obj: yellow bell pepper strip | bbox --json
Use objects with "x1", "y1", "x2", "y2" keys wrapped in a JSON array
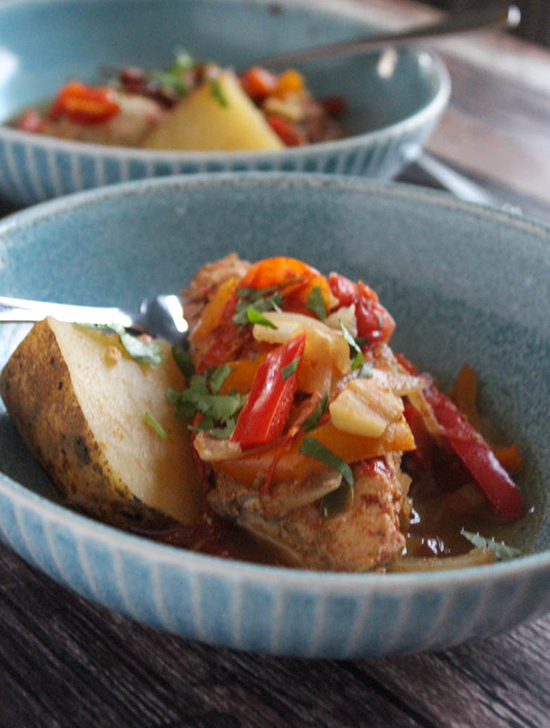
[
  {"x1": 231, "y1": 333, "x2": 306, "y2": 448},
  {"x1": 216, "y1": 415, "x2": 415, "y2": 487}
]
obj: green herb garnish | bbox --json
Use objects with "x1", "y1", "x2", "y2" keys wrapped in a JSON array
[
  {"x1": 461, "y1": 530, "x2": 522, "y2": 561},
  {"x1": 246, "y1": 306, "x2": 279, "y2": 329},
  {"x1": 172, "y1": 344, "x2": 194, "y2": 378},
  {"x1": 319, "y1": 480, "x2": 354, "y2": 519},
  {"x1": 150, "y1": 71, "x2": 189, "y2": 96},
  {"x1": 232, "y1": 282, "x2": 290, "y2": 327},
  {"x1": 168, "y1": 364, "x2": 246, "y2": 438},
  {"x1": 299, "y1": 437, "x2": 354, "y2": 488},
  {"x1": 210, "y1": 78, "x2": 229, "y2": 108},
  {"x1": 77, "y1": 323, "x2": 164, "y2": 366},
  {"x1": 209, "y1": 363, "x2": 233, "y2": 394},
  {"x1": 281, "y1": 357, "x2": 301, "y2": 381},
  {"x1": 357, "y1": 362, "x2": 373, "y2": 379},
  {"x1": 303, "y1": 393, "x2": 329, "y2": 432},
  {"x1": 144, "y1": 412, "x2": 168, "y2": 440},
  {"x1": 339, "y1": 321, "x2": 364, "y2": 370},
  {"x1": 306, "y1": 286, "x2": 326, "y2": 320},
  {"x1": 171, "y1": 49, "x2": 195, "y2": 72}
]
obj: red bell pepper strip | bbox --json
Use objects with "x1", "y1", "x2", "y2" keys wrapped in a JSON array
[
  {"x1": 398, "y1": 354, "x2": 525, "y2": 522},
  {"x1": 240, "y1": 66, "x2": 278, "y2": 101},
  {"x1": 267, "y1": 115, "x2": 305, "y2": 146},
  {"x1": 50, "y1": 82, "x2": 121, "y2": 125},
  {"x1": 423, "y1": 382, "x2": 525, "y2": 521},
  {"x1": 231, "y1": 333, "x2": 306, "y2": 449}
]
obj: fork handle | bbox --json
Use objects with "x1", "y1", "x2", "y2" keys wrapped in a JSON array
[{"x1": 0, "y1": 295, "x2": 136, "y2": 328}]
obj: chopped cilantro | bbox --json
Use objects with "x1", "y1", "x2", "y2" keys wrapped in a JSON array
[
  {"x1": 171, "y1": 49, "x2": 195, "y2": 71},
  {"x1": 232, "y1": 288, "x2": 285, "y2": 326},
  {"x1": 306, "y1": 286, "x2": 326, "y2": 320},
  {"x1": 77, "y1": 323, "x2": 164, "y2": 366},
  {"x1": 144, "y1": 412, "x2": 168, "y2": 440},
  {"x1": 208, "y1": 363, "x2": 233, "y2": 394},
  {"x1": 299, "y1": 437, "x2": 354, "y2": 488},
  {"x1": 357, "y1": 362, "x2": 373, "y2": 379},
  {"x1": 461, "y1": 530, "x2": 522, "y2": 561},
  {"x1": 303, "y1": 393, "x2": 329, "y2": 432},
  {"x1": 150, "y1": 71, "x2": 188, "y2": 96},
  {"x1": 168, "y1": 363, "x2": 246, "y2": 431},
  {"x1": 210, "y1": 78, "x2": 229, "y2": 107},
  {"x1": 281, "y1": 356, "x2": 301, "y2": 381},
  {"x1": 319, "y1": 480, "x2": 354, "y2": 519},
  {"x1": 339, "y1": 321, "x2": 364, "y2": 370},
  {"x1": 172, "y1": 344, "x2": 194, "y2": 378},
  {"x1": 246, "y1": 306, "x2": 279, "y2": 329}
]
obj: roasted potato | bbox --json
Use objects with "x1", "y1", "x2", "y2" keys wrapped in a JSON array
[
  {"x1": 0, "y1": 317, "x2": 203, "y2": 528},
  {"x1": 141, "y1": 70, "x2": 284, "y2": 151}
]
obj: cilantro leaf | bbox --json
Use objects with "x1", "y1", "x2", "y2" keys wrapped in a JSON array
[
  {"x1": 299, "y1": 437, "x2": 354, "y2": 488},
  {"x1": 306, "y1": 286, "x2": 327, "y2": 320},
  {"x1": 461, "y1": 530, "x2": 522, "y2": 561},
  {"x1": 144, "y1": 412, "x2": 168, "y2": 439},
  {"x1": 172, "y1": 344, "x2": 194, "y2": 378},
  {"x1": 319, "y1": 481, "x2": 354, "y2": 519},
  {"x1": 303, "y1": 393, "x2": 329, "y2": 432},
  {"x1": 246, "y1": 306, "x2": 278, "y2": 329},
  {"x1": 210, "y1": 78, "x2": 229, "y2": 107},
  {"x1": 172, "y1": 49, "x2": 195, "y2": 71},
  {"x1": 281, "y1": 356, "x2": 301, "y2": 381},
  {"x1": 208, "y1": 364, "x2": 233, "y2": 394},
  {"x1": 77, "y1": 323, "x2": 164, "y2": 366},
  {"x1": 340, "y1": 321, "x2": 364, "y2": 370},
  {"x1": 358, "y1": 362, "x2": 373, "y2": 379}
]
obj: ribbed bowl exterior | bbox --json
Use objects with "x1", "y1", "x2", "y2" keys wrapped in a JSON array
[
  {"x1": 0, "y1": 174, "x2": 548, "y2": 658},
  {"x1": 1, "y1": 482, "x2": 549, "y2": 658},
  {"x1": 0, "y1": 117, "x2": 439, "y2": 208}
]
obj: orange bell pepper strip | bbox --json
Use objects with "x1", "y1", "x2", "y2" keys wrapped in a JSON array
[
  {"x1": 189, "y1": 276, "x2": 239, "y2": 342},
  {"x1": 216, "y1": 416, "x2": 415, "y2": 487},
  {"x1": 237, "y1": 257, "x2": 331, "y2": 313},
  {"x1": 273, "y1": 69, "x2": 305, "y2": 97},
  {"x1": 218, "y1": 355, "x2": 267, "y2": 394},
  {"x1": 49, "y1": 82, "x2": 121, "y2": 125}
]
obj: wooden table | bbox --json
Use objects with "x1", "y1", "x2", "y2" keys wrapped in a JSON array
[{"x1": 1, "y1": 1, "x2": 549, "y2": 726}]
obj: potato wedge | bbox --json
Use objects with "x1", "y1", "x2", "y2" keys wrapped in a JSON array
[
  {"x1": 141, "y1": 70, "x2": 284, "y2": 151},
  {"x1": 0, "y1": 318, "x2": 203, "y2": 528}
]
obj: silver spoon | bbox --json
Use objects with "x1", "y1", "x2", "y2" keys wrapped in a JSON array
[
  {"x1": 260, "y1": 4, "x2": 520, "y2": 67},
  {"x1": 0, "y1": 294, "x2": 188, "y2": 345}
]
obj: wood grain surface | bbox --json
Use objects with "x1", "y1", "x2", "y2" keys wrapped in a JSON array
[
  {"x1": 1, "y1": 1, "x2": 550, "y2": 726},
  {"x1": 1, "y1": 542, "x2": 549, "y2": 728}
]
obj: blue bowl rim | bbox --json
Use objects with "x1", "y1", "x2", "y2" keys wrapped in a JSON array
[
  {"x1": 0, "y1": 0, "x2": 451, "y2": 161},
  {"x1": 0, "y1": 171, "x2": 548, "y2": 593}
]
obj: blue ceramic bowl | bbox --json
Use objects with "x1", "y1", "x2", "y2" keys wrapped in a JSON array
[
  {"x1": 0, "y1": 0, "x2": 450, "y2": 207},
  {"x1": 0, "y1": 173, "x2": 548, "y2": 658}
]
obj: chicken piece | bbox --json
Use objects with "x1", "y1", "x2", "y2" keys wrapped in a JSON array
[
  {"x1": 207, "y1": 453, "x2": 408, "y2": 571},
  {"x1": 38, "y1": 92, "x2": 166, "y2": 147},
  {"x1": 183, "y1": 253, "x2": 251, "y2": 332},
  {"x1": 185, "y1": 255, "x2": 410, "y2": 571}
]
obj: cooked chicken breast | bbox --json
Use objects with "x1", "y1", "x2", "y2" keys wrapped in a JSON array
[{"x1": 183, "y1": 254, "x2": 413, "y2": 571}]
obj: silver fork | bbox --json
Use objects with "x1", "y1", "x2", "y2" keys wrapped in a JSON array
[{"x1": 0, "y1": 294, "x2": 188, "y2": 344}]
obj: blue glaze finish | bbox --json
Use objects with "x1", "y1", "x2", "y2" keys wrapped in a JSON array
[
  {"x1": 0, "y1": 174, "x2": 548, "y2": 658},
  {"x1": 0, "y1": 0, "x2": 449, "y2": 206}
]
